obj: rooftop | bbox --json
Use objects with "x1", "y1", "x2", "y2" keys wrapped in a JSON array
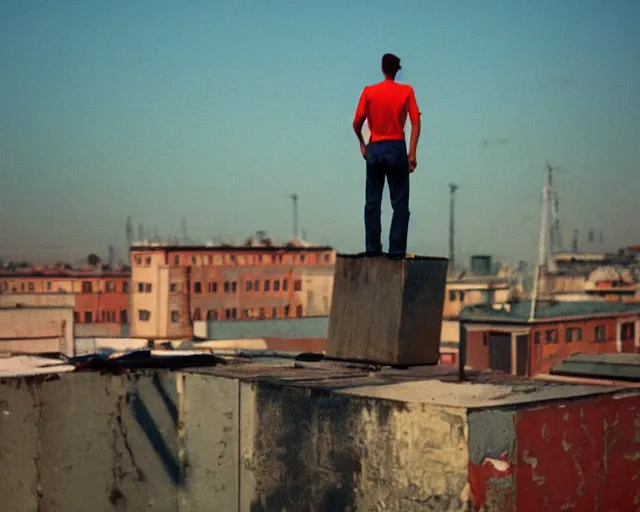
[
  {"x1": 460, "y1": 300, "x2": 640, "y2": 324},
  {"x1": 130, "y1": 244, "x2": 334, "y2": 253}
]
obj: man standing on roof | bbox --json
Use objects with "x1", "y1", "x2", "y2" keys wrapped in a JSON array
[{"x1": 353, "y1": 53, "x2": 421, "y2": 257}]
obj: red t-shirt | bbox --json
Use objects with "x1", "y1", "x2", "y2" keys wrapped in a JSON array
[{"x1": 353, "y1": 79, "x2": 421, "y2": 143}]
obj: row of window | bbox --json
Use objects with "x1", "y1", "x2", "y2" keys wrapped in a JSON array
[
  {"x1": 140, "y1": 305, "x2": 304, "y2": 323},
  {"x1": 534, "y1": 323, "x2": 635, "y2": 345},
  {"x1": 134, "y1": 252, "x2": 332, "y2": 267},
  {"x1": 1, "y1": 280, "x2": 128, "y2": 294},
  {"x1": 189, "y1": 278, "x2": 302, "y2": 295},
  {"x1": 74, "y1": 310, "x2": 128, "y2": 324},
  {"x1": 448, "y1": 291, "x2": 466, "y2": 302}
]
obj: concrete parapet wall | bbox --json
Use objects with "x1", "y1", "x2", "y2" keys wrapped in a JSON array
[{"x1": 1, "y1": 366, "x2": 640, "y2": 511}]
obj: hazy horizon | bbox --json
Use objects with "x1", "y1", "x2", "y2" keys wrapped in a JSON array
[{"x1": 2, "y1": 1, "x2": 639, "y2": 266}]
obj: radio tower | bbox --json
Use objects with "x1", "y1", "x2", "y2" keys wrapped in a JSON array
[
  {"x1": 290, "y1": 193, "x2": 299, "y2": 240},
  {"x1": 126, "y1": 216, "x2": 134, "y2": 249},
  {"x1": 448, "y1": 184, "x2": 459, "y2": 271}
]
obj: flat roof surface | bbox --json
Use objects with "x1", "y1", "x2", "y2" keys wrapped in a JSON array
[{"x1": 0, "y1": 355, "x2": 74, "y2": 377}]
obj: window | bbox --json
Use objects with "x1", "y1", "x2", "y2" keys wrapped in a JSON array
[
  {"x1": 82, "y1": 281, "x2": 92, "y2": 293},
  {"x1": 231, "y1": 281, "x2": 237, "y2": 293},
  {"x1": 595, "y1": 325, "x2": 606, "y2": 342},
  {"x1": 21, "y1": 283, "x2": 25, "y2": 291},
  {"x1": 101, "y1": 311, "x2": 106, "y2": 322},
  {"x1": 230, "y1": 255, "x2": 237, "y2": 264},
  {"x1": 46, "y1": 281, "x2": 52, "y2": 291},
  {"x1": 192, "y1": 308, "x2": 202, "y2": 322},
  {"x1": 259, "y1": 307, "x2": 265, "y2": 319},
  {"x1": 171, "y1": 311, "x2": 180, "y2": 323},
  {"x1": 138, "y1": 309, "x2": 151, "y2": 322},
  {"x1": 296, "y1": 305, "x2": 303, "y2": 317},
  {"x1": 284, "y1": 305, "x2": 290, "y2": 317},
  {"x1": 264, "y1": 280, "x2": 271, "y2": 292},
  {"x1": 300, "y1": 254, "x2": 306, "y2": 263},
  {"x1": 272, "y1": 307, "x2": 278, "y2": 318},
  {"x1": 283, "y1": 279, "x2": 289, "y2": 292},
  {"x1": 194, "y1": 282, "x2": 202, "y2": 294},
  {"x1": 565, "y1": 327, "x2": 583, "y2": 343},
  {"x1": 74, "y1": 311, "x2": 80, "y2": 323},
  {"x1": 145, "y1": 257, "x2": 151, "y2": 265},
  {"x1": 145, "y1": 283, "x2": 152, "y2": 293},
  {"x1": 135, "y1": 256, "x2": 142, "y2": 265},
  {"x1": 545, "y1": 329, "x2": 558, "y2": 344},
  {"x1": 459, "y1": 291, "x2": 466, "y2": 302},
  {"x1": 123, "y1": 282, "x2": 129, "y2": 293},
  {"x1": 209, "y1": 282, "x2": 218, "y2": 293},
  {"x1": 174, "y1": 255, "x2": 180, "y2": 266},
  {"x1": 207, "y1": 309, "x2": 218, "y2": 321},
  {"x1": 106, "y1": 281, "x2": 116, "y2": 292},
  {"x1": 273, "y1": 280, "x2": 280, "y2": 292},
  {"x1": 137, "y1": 282, "x2": 144, "y2": 293},
  {"x1": 258, "y1": 255, "x2": 263, "y2": 263},
  {"x1": 84, "y1": 311, "x2": 93, "y2": 323},
  {"x1": 231, "y1": 308, "x2": 237, "y2": 319},
  {"x1": 449, "y1": 290, "x2": 457, "y2": 301},
  {"x1": 621, "y1": 322, "x2": 635, "y2": 341},
  {"x1": 169, "y1": 283, "x2": 178, "y2": 293},
  {"x1": 192, "y1": 257, "x2": 197, "y2": 265},
  {"x1": 323, "y1": 253, "x2": 331, "y2": 263},
  {"x1": 224, "y1": 281, "x2": 230, "y2": 293},
  {"x1": 534, "y1": 332, "x2": 541, "y2": 345},
  {"x1": 294, "y1": 280, "x2": 302, "y2": 292},
  {"x1": 246, "y1": 281, "x2": 253, "y2": 292},
  {"x1": 254, "y1": 280, "x2": 260, "y2": 292},
  {"x1": 28, "y1": 282, "x2": 34, "y2": 292},
  {"x1": 225, "y1": 308, "x2": 231, "y2": 320},
  {"x1": 120, "y1": 310, "x2": 128, "y2": 323}
]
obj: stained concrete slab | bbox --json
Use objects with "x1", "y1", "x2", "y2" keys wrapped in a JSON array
[{"x1": 181, "y1": 373, "x2": 239, "y2": 512}]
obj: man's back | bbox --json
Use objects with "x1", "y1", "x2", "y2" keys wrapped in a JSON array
[{"x1": 354, "y1": 80, "x2": 420, "y2": 143}]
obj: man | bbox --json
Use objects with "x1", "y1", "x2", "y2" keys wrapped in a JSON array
[{"x1": 353, "y1": 53, "x2": 421, "y2": 257}]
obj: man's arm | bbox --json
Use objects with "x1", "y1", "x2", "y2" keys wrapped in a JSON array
[
  {"x1": 407, "y1": 88, "x2": 421, "y2": 172},
  {"x1": 353, "y1": 88, "x2": 368, "y2": 159}
]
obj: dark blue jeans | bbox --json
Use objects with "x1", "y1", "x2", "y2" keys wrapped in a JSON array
[{"x1": 364, "y1": 140, "x2": 410, "y2": 256}]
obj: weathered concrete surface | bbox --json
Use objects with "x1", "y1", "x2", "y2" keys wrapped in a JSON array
[
  {"x1": 0, "y1": 372, "x2": 180, "y2": 512},
  {"x1": 240, "y1": 381, "x2": 469, "y2": 512},
  {"x1": 327, "y1": 254, "x2": 448, "y2": 365},
  {"x1": 2, "y1": 361, "x2": 640, "y2": 512},
  {"x1": 180, "y1": 373, "x2": 239, "y2": 512}
]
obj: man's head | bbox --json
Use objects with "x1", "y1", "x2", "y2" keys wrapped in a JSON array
[{"x1": 381, "y1": 53, "x2": 402, "y2": 79}]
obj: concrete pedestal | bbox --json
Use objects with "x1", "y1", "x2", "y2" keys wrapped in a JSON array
[{"x1": 326, "y1": 254, "x2": 448, "y2": 365}]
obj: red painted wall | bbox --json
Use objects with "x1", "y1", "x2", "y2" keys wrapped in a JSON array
[
  {"x1": 514, "y1": 394, "x2": 640, "y2": 511},
  {"x1": 466, "y1": 331, "x2": 489, "y2": 370},
  {"x1": 530, "y1": 317, "x2": 625, "y2": 375}
]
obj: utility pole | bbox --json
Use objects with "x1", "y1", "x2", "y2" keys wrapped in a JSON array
[
  {"x1": 448, "y1": 184, "x2": 458, "y2": 271},
  {"x1": 530, "y1": 163, "x2": 556, "y2": 321},
  {"x1": 290, "y1": 193, "x2": 299, "y2": 240},
  {"x1": 126, "y1": 216, "x2": 134, "y2": 250}
]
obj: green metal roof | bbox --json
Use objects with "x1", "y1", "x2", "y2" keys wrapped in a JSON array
[{"x1": 460, "y1": 300, "x2": 640, "y2": 324}]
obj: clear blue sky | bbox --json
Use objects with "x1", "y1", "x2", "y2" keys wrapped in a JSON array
[{"x1": 1, "y1": 0, "x2": 639, "y2": 265}]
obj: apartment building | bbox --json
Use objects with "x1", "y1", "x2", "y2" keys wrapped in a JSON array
[
  {"x1": 0, "y1": 268, "x2": 130, "y2": 334},
  {"x1": 130, "y1": 243, "x2": 336, "y2": 339},
  {"x1": 460, "y1": 301, "x2": 640, "y2": 377}
]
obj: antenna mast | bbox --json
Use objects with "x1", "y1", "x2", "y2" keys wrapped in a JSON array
[
  {"x1": 290, "y1": 193, "x2": 299, "y2": 240},
  {"x1": 448, "y1": 184, "x2": 459, "y2": 271}
]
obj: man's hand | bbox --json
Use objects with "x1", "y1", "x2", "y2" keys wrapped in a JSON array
[
  {"x1": 409, "y1": 154, "x2": 417, "y2": 173},
  {"x1": 360, "y1": 142, "x2": 367, "y2": 160}
]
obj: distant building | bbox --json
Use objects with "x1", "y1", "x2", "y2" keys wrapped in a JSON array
[
  {"x1": 460, "y1": 301, "x2": 640, "y2": 377},
  {"x1": 129, "y1": 243, "x2": 336, "y2": 339},
  {"x1": 0, "y1": 268, "x2": 130, "y2": 335},
  {"x1": 0, "y1": 297, "x2": 74, "y2": 357}
]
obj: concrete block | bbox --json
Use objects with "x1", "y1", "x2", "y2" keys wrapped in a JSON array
[{"x1": 326, "y1": 254, "x2": 448, "y2": 365}]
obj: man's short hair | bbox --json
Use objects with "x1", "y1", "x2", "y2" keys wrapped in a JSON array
[{"x1": 382, "y1": 53, "x2": 402, "y2": 76}]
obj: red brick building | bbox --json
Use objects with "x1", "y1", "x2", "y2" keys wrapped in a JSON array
[
  {"x1": 460, "y1": 301, "x2": 640, "y2": 377},
  {"x1": 130, "y1": 243, "x2": 335, "y2": 339},
  {"x1": 0, "y1": 268, "x2": 130, "y2": 330}
]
